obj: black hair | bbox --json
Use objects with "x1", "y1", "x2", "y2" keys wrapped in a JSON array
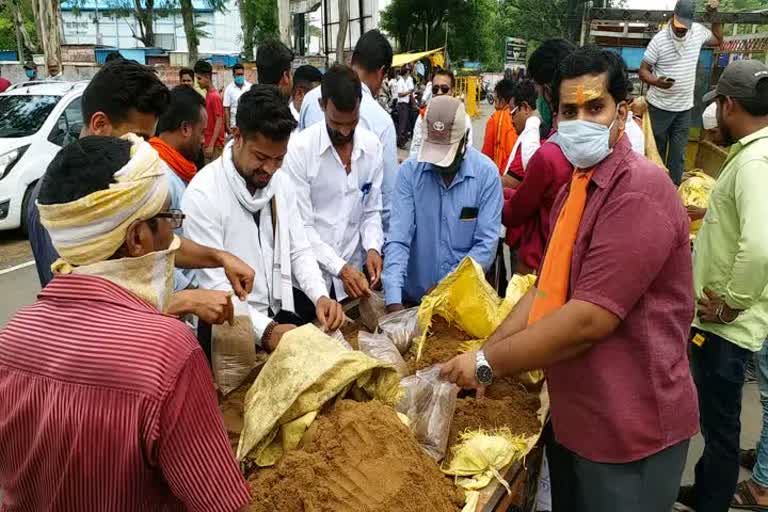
[
  {"x1": 293, "y1": 64, "x2": 323, "y2": 93},
  {"x1": 255, "y1": 39, "x2": 294, "y2": 85},
  {"x1": 179, "y1": 67, "x2": 194, "y2": 81},
  {"x1": 494, "y1": 78, "x2": 516, "y2": 103},
  {"x1": 193, "y1": 60, "x2": 212, "y2": 76},
  {"x1": 528, "y1": 38, "x2": 577, "y2": 87},
  {"x1": 38, "y1": 136, "x2": 131, "y2": 205},
  {"x1": 433, "y1": 69, "x2": 455, "y2": 88},
  {"x1": 104, "y1": 51, "x2": 123, "y2": 63},
  {"x1": 351, "y1": 30, "x2": 393, "y2": 73},
  {"x1": 320, "y1": 64, "x2": 362, "y2": 112},
  {"x1": 81, "y1": 60, "x2": 170, "y2": 126},
  {"x1": 552, "y1": 45, "x2": 630, "y2": 108},
  {"x1": 232, "y1": 63, "x2": 244, "y2": 74},
  {"x1": 236, "y1": 84, "x2": 297, "y2": 141},
  {"x1": 729, "y1": 78, "x2": 768, "y2": 116},
  {"x1": 157, "y1": 85, "x2": 206, "y2": 134},
  {"x1": 512, "y1": 79, "x2": 538, "y2": 108}
]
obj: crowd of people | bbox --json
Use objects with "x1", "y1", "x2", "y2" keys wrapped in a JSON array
[{"x1": 1, "y1": 0, "x2": 768, "y2": 509}]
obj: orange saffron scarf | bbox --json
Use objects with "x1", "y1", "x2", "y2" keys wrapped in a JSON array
[
  {"x1": 149, "y1": 137, "x2": 197, "y2": 184},
  {"x1": 527, "y1": 169, "x2": 594, "y2": 325}
]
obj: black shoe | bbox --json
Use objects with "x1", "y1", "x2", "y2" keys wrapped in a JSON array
[
  {"x1": 740, "y1": 448, "x2": 758, "y2": 471},
  {"x1": 676, "y1": 485, "x2": 696, "y2": 509}
]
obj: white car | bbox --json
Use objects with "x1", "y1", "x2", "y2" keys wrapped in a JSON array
[{"x1": 0, "y1": 80, "x2": 87, "y2": 232}]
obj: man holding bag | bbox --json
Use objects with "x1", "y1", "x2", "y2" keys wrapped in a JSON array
[{"x1": 441, "y1": 46, "x2": 698, "y2": 512}]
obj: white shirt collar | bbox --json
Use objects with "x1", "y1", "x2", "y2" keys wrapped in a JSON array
[{"x1": 318, "y1": 121, "x2": 366, "y2": 161}]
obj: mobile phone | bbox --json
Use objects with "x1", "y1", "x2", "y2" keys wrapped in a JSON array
[{"x1": 659, "y1": 76, "x2": 676, "y2": 83}]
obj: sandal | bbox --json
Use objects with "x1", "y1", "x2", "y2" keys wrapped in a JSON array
[
  {"x1": 742, "y1": 449, "x2": 758, "y2": 471},
  {"x1": 732, "y1": 480, "x2": 768, "y2": 510}
]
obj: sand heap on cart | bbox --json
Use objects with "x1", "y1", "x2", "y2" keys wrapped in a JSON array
[{"x1": 248, "y1": 399, "x2": 464, "y2": 512}]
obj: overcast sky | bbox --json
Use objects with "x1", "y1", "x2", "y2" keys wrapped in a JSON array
[{"x1": 625, "y1": 0, "x2": 676, "y2": 8}]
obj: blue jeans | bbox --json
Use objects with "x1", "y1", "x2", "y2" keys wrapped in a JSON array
[
  {"x1": 689, "y1": 328, "x2": 752, "y2": 512},
  {"x1": 752, "y1": 342, "x2": 768, "y2": 487},
  {"x1": 648, "y1": 104, "x2": 691, "y2": 186}
]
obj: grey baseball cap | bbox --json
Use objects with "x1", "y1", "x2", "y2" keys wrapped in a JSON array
[
  {"x1": 418, "y1": 96, "x2": 468, "y2": 167},
  {"x1": 673, "y1": 0, "x2": 695, "y2": 29},
  {"x1": 703, "y1": 59, "x2": 768, "y2": 103}
]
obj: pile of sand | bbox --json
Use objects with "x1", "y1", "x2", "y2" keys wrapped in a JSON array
[
  {"x1": 248, "y1": 400, "x2": 464, "y2": 512},
  {"x1": 219, "y1": 370, "x2": 259, "y2": 455},
  {"x1": 449, "y1": 388, "x2": 541, "y2": 451},
  {"x1": 406, "y1": 316, "x2": 473, "y2": 374}
]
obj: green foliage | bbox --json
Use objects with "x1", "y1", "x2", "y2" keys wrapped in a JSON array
[
  {"x1": 242, "y1": 0, "x2": 278, "y2": 47},
  {"x1": 0, "y1": 0, "x2": 38, "y2": 54}
]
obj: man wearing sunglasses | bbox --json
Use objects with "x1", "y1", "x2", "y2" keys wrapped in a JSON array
[
  {"x1": 1, "y1": 135, "x2": 251, "y2": 512},
  {"x1": 409, "y1": 69, "x2": 473, "y2": 160}
]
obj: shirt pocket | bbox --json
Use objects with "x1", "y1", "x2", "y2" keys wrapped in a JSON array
[{"x1": 451, "y1": 216, "x2": 478, "y2": 251}]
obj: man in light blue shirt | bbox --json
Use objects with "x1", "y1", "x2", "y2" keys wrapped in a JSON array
[
  {"x1": 298, "y1": 30, "x2": 398, "y2": 233},
  {"x1": 383, "y1": 96, "x2": 502, "y2": 310}
]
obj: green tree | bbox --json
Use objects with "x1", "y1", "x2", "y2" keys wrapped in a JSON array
[
  {"x1": 241, "y1": 0, "x2": 278, "y2": 60},
  {"x1": 0, "y1": 0, "x2": 38, "y2": 58},
  {"x1": 179, "y1": 0, "x2": 226, "y2": 65}
]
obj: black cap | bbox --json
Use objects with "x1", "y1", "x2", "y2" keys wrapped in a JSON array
[
  {"x1": 293, "y1": 64, "x2": 323, "y2": 84},
  {"x1": 673, "y1": 0, "x2": 695, "y2": 29},
  {"x1": 703, "y1": 59, "x2": 768, "y2": 103},
  {"x1": 23, "y1": 60, "x2": 36, "y2": 70}
]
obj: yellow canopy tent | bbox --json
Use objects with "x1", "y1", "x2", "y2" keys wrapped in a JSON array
[{"x1": 392, "y1": 48, "x2": 445, "y2": 69}]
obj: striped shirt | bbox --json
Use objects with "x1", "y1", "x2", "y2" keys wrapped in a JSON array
[
  {"x1": 643, "y1": 23, "x2": 712, "y2": 112},
  {"x1": 0, "y1": 274, "x2": 250, "y2": 512}
]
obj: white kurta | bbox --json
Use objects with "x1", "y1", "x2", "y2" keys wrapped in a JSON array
[
  {"x1": 181, "y1": 156, "x2": 328, "y2": 340},
  {"x1": 283, "y1": 122, "x2": 385, "y2": 301}
]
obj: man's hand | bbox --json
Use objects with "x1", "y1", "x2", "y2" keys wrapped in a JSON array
[
  {"x1": 655, "y1": 77, "x2": 674, "y2": 90},
  {"x1": 440, "y1": 351, "x2": 484, "y2": 393},
  {"x1": 386, "y1": 303, "x2": 405, "y2": 314},
  {"x1": 340, "y1": 263, "x2": 370, "y2": 299},
  {"x1": 501, "y1": 174, "x2": 520, "y2": 189},
  {"x1": 168, "y1": 289, "x2": 234, "y2": 325},
  {"x1": 366, "y1": 250, "x2": 383, "y2": 289},
  {"x1": 697, "y1": 287, "x2": 740, "y2": 324},
  {"x1": 266, "y1": 323, "x2": 297, "y2": 352},
  {"x1": 217, "y1": 251, "x2": 255, "y2": 300},
  {"x1": 204, "y1": 145, "x2": 214, "y2": 159},
  {"x1": 687, "y1": 205, "x2": 707, "y2": 221},
  {"x1": 316, "y1": 297, "x2": 345, "y2": 331}
]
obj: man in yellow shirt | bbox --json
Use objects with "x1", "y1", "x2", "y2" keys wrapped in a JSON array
[{"x1": 681, "y1": 59, "x2": 768, "y2": 512}]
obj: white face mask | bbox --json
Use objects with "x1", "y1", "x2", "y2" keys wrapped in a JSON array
[{"x1": 554, "y1": 117, "x2": 616, "y2": 169}]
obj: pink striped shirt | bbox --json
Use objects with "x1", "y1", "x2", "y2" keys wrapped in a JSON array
[{"x1": 0, "y1": 274, "x2": 250, "y2": 511}]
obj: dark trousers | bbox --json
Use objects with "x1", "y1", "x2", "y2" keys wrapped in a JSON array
[
  {"x1": 689, "y1": 328, "x2": 752, "y2": 512},
  {"x1": 397, "y1": 102, "x2": 410, "y2": 145},
  {"x1": 546, "y1": 423, "x2": 689, "y2": 512},
  {"x1": 648, "y1": 104, "x2": 691, "y2": 185}
]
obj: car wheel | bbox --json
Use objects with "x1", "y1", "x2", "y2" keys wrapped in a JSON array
[{"x1": 19, "y1": 181, "x2": 37, "y2": 237}]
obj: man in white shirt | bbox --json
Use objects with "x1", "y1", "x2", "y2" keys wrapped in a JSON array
[
  {"x1": 639, "y1": 0, "x2": 722, "y2": 184},
  {"x1": 284, "y1": 65, "x2": 384, "y2": 301},
  {"x1": 290, "y1": 65, "x2": 323, "y2": 122},
  {"x1": 396, "y1": 67, "x2": 415, "y2": 148},
  {"x1": 298, "y1": 30, "x2": 397, "y2": 234},
  {"x1": 503, "y1": 79, "x2": 541, "y2": 188},
  {"x1": 223, "y1": 63, "x2": 252, "y2": 137},
  {"x1": 182, "y1": 85, "x2": 345, "y2": 352},
  {"x1": 409, "y1": 69, "x2": 473, "y2": 160}
]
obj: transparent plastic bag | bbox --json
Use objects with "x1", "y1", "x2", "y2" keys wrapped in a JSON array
[
  {"x1": 358, "y1": 291, "x2": 387, "y2": 331},
  {"x1": 377, "y1": 307, "x2": 419, "y2": 354},
  {"x1": 328, "y1": 329, "x2": 353, "y2": 351},
  {"x1": 396, "y1": 365, "x2": 459, "y2": 460},
  {"x1": 357, "y1": 331, "x2": 409, "y2": 377},
  {"x1": 212, "y1": 299, "x2": 262, "y2": 396}
]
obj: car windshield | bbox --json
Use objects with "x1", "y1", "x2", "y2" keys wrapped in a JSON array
[{"x1": 0, "y1": 95, "x2": 60, "y2": 138}]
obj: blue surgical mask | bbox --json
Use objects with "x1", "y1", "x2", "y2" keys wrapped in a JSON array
[
  {"x1": 554, "y1": 118, "x2": 615, "y2": 169},
  {"x1": 25, "y1": 69, "x2": 35, "y2": 79},
  {"x1": 234, "y1": 75, "x2": 245, "y2": 86}
]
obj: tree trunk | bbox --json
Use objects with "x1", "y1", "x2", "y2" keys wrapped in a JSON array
[
  {"x1": 9, "y1": 0, "x2": 34, "y2": 62},
  {"x1": 133, "y1": 0, "x2": 155, "y2": 47},
  {"x1": 278, "y1": 0, "x2": 291, "y2": 47},
  {"x1": 238, "y1": 0, "x2": 254, "y2": 60},
  {"x1": 32, "y1": 0, "x2": 62, "y2": 75},
  {"x1": 179, "y1": 0, "x2": 199, "y2": 64},
  {"x1": 336, "y1": 0, "x2": 349, "y2": 63}
]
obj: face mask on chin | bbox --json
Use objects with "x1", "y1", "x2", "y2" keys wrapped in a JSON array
[
  {"x1": 554, "y1": 110, "x2": 620, "y2": 169},
  {"x1": 433, "y1": 135, "x2": 467, "y2": 175}
]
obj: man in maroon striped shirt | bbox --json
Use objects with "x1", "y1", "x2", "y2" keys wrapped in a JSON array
[{"x1": 0, "y1": 136, "x2": 251, "y2": 511}]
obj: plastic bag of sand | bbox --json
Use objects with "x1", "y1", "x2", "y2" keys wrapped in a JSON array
[
  {"x1": 212, "y1": 299, "x2": 263, "y2": 396},
  {"x1": 358, "y1": 291, "x2": 387, "y2": 331},
  {"x1": 358, "y1": 331, "x2": 409, "y2": 377},
  {"x1": 378, "y1": 307, "x2": 420, "y2": 354},
  {"x1": 396, "y1": 366, "x2": 459, "y2": 460}
]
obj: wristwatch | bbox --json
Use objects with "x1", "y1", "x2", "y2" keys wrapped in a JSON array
[{"x1": 475, "y1": 350, "x2": 494, "y2": 386}]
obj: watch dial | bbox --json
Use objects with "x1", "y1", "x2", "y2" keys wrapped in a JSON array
[{"x1": 477, "y1": 365, "x2": 492, "y2": 384}]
